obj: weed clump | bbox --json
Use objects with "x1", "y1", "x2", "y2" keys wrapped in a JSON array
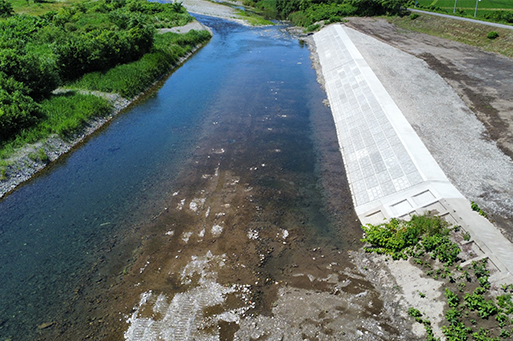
[
  {"x1": 361, "y1": 213, "x2": 458, "y2": 264},
  {"x1": 487, "y1": 31, "x2": 499, "y2": 40},
  {"x1": 362, "y1": 213, "x2": 513, "y2": 340}
]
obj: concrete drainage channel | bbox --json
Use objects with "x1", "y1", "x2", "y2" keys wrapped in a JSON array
[{"x1": 314, "y1": 24, "x2": 513, "y2": 284}]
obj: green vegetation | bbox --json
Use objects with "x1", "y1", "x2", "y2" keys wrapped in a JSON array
[
  {"x1": 0, "y1": 0, "x2": 211, "y2": 160},
  {"x1": 414, "y1": 0, "x2": 513, "y2": 23},
  {"x1": 389, "y1": 14, "x2": 513, "y2": 58},
  {"x1": 235, "y1": 8, "x2": 274, "y2": 25},
  {"x1": 361, "y1": 213, "x2": 459, "y2": 264},
  {"x1": 243, "y1": 0, "x2": 407, "y2": 28},
  {"x1": 471, "y1": 201, "x2": 487, "y2": 217},
  {"x1": 0, "y1": 92, "x2": 111, "y2": 159},
  {"x1": 362, "y1": 213, "x2": 513, "y2": 340},
  {"x1": 69, "y1": 29, "x2": 211, "y2": 98},
  {"x1": 487, "y1": 31, "x2": 499, "y2": 39}
]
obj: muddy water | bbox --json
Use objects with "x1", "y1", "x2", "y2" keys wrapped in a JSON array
[{"x1": 0, "y1": 16, "x2": 397, "y2": 341}]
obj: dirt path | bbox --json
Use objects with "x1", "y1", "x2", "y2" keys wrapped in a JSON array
[{"x1": 345, "y1": 17, "x2": 513, "y2": 241}]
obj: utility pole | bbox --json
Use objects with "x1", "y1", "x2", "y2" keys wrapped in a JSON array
[
  {"x1": 453, "y1": 0, "x2": 457, "y2": 14},
  {"x1": 474, "y1": 0, "x2": 481, "y2": 18}
]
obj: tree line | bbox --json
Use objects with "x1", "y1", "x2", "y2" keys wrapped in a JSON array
[{"x1": 244, "y1": 0, "x2": 407, "y2": 27}]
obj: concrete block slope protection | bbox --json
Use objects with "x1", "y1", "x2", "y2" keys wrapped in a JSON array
[{"x1": 313, "y1": 24, "x2": 513, "y2": 281}]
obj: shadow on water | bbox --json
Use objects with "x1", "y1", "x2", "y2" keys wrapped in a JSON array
[{"x1": 0, "y1": 15, "x2": 360, "y2": 340}]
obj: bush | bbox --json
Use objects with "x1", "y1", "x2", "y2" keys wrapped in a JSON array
[
  {"x1": 69, "y1": 30, "x2": 211, "y2": 98},
  {"x1": 485, "y1": 10, "x2": 513, "y2": 24},
  {"x1": 487, "y1": 31, "x2": 499, "y2": 40},
  {"x1": 0, "y1": 73, "x2": 43, "y2": 141},
  {"x1": 0, "y1": 0, "x2": 13, "y2": 18},
  {"x1": 306, "y1": 23, "x2": 320, "y2": 32},
  {"x1": 54, "y1": 26, "x2": 155, "y2": 81},
  {"x1": 410, "y1": 13, "x2": 419, "y2": 20}
]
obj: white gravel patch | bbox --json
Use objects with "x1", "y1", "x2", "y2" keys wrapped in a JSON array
[{"x1": 211, "y1": 224, "x2": 223, "y2": 237}]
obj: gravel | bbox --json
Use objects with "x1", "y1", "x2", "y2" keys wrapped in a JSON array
[{"x1": 344, "y1": 26, "x2": 513, "y2": 231}]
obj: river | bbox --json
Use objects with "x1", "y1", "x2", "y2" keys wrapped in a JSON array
[{"x1": 0, "y1": 15, "x2": 379, "y2": 340}]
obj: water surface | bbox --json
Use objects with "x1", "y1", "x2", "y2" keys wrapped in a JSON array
[{"x1": 0, "y1": 15, "x2": 359, "y2": 340}]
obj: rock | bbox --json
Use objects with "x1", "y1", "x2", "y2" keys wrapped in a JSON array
[{"x1": 37, "y1": 322, "x2": 54, "y2": 330}]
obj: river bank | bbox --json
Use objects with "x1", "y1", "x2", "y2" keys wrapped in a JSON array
[
  {"x1": 0, "y1": 25, "x2": 212, "y2": 200},
  {"x1": 309, "y1": 18, "x2": 513, "y2": 339},
  {"x1": 2, "y1": 1, "x2": 512, "y2": 340}
]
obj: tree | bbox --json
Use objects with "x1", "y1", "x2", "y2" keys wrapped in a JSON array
[
  {"x1": 0, "y1": 0, "x2": 13, "y2": 18},
  {"x1": 0, "y1": 72, "x2": 43, "y2": 140}
]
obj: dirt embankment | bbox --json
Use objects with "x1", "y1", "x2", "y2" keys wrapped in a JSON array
[{"x1": 344, "y1": 17, "x2": 513, "y2": 242}]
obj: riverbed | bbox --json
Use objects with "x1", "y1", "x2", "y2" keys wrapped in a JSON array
[{"x1": 0, "y1": 14, "x2": 418, "y2": 341}]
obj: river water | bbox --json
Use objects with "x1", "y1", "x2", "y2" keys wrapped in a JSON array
[{"x1": 0, "y1": 16, "x2": 366, "y2": 340}]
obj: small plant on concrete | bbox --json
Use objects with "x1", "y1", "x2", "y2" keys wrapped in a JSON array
[
  {"x1": 471, "y1": 201, "x2": 487, "y2": 217},
  {"x1": 408, "y1": 307, "x2": 423, "y2": 322}
]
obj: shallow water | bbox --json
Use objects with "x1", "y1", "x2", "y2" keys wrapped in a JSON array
[{"x1": 0, "y1": 16, "x2": 360, "y2": 340}]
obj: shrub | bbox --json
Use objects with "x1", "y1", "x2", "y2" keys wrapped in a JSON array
[
  {"x1": 0, "y1": 0, "x2": 13, "y2": 18},
  {"x1": 306, "y1": 23, "x2": 320, "y2": 32},
  {"x1": 487, "y1": 31, "x2": 499, "y2": 40},
  {"x1": 0, "y1": 73, "x2": 43, "y2": 141},
  {"x1": 410, "y1": 13, "x2": 419, "y2": 20},
  {"x1": 470, "y1": 201, "x2": 487, "y2": 217}
]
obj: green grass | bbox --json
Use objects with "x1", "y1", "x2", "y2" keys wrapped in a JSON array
[
  {"x1": 389, "y1": 14, "x2": 513, "y2": 58},
  {"x1": 415, "y1": 0, "x2": 513, "y2": 21},
  {"x1": 68, "y1": 30, "x2": 211, "y2": 98},
  {"x1": 417, "y1": 0, "x2": 513, "y2": 10},
  {"x1": 235, "y1": 8, "x2": 274, "y2": 25},
  {"x1": 0, "y1": 92, "x2": 111, "y2": 159},
  {"x1": 10, "y1": 0, "x2": 87, "y2": 16},
  {"x1": 41, "y1": 92, "x2": 112, "y2": 137}
]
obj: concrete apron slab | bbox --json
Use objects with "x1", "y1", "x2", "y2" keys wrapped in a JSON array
[{"x1": 314, "y1": 24, "x2": 513, "y2": 283}]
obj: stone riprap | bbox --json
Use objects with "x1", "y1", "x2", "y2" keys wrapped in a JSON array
[{"x1": 314, "y1": 24, "x2": 513, "y2": 282}]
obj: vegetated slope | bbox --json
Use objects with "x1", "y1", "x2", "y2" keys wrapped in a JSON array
[
  {"x1": 416, "y1": 0, "x2": 513, "y2": 23},
  {"x1": 0, "y1": 0, "x2": 211, "y2": 162},
  {"x1": 389, "y1": 13, "x2": 513, "y2": 58},
  {"x1": 243, "y1": 0, "x2": 407, "y2": 29}
]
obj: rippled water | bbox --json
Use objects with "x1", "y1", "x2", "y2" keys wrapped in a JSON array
[{"x1": 0, "y1": 15, "x2": 357, "y2": 340}]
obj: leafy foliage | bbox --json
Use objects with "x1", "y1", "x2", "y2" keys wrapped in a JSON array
[
  {"x1": 471, "y1": 201, "x2": 487, "y2": 217},
  {"x1": 272, "y1": 0, "x2": 407, "y2": 26},
  {"x1": 0, "y1": 0, "x2": 202, "y2": 147},
  {"x1": 69, "y1": 29, "x2": 211, "y2": 98},
  {"x1": 0, "y1": 72, "x2": 42, "y2": 140},
  {"x1": 487, "y1": 31, "x2": 499, "y2": 40},
  {"x1": 0, "y1": 0, "x2": 13, "y2": 18},
  {"x1": 363, "y1": 214, "x2": 513, "y2": 340},
  {"x1": 361, "y1": 213, "x2": 459, "y2": 263}
]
